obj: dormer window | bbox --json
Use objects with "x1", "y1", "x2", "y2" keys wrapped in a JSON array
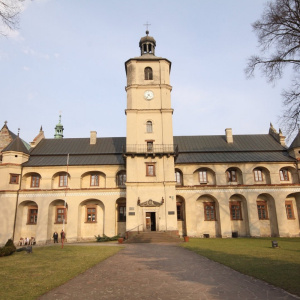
[{"x1": 145, "y1": 67, "x2": 153, "y2": 80}]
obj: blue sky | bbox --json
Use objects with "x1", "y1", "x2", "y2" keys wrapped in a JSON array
[{"x1": 0, "y1": 0, "x2": 291, "y2": 144}]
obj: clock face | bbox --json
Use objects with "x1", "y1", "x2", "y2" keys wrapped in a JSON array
[{"x1": 144, "y1": 90, "x2": 154, "y2": 100}]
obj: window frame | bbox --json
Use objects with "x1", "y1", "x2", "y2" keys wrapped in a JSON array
[
  {"x1": 118, "y1": 205, "x2": 126, "y2": 222},
  {"x1": 204, "y1": 202, "x2": 216, "y2": 221},
  {"x1": 176, "y1": 202, "x2": 184, "y2": 221},
  {"x1": 9, "y1": 173, "x2": 19, "y2": 184},
  {"x1": 90, "y1": 174, "x2": 99, "y2": 187},
  {"x1": 55, "y1": 206, "x2": 67, "y2": 224},
  {"x1": 86, "y1": 205, "x2": 97, "y2": 223},
  {"x1": 59, "y1": 173, "x2": 68, "y2": 187},
  {"x1": 227, "y1": 169, "x2": 237, "y2": 182},
  {"x1": 117, "y1": 171, "x2": 126, "y2": 187},
  {"x1": 279, "y1": 169, "x2": 289, "y2": 181},
  {"x1": 285, "y1": 200, "x2": 295, "y2": 220},
  {"x1": 146, "y1": 121, "x2": 153, "y2": 133},
  {"x1": 146, "y1": 163, "x2": 156, "y2": 176},
  {"x1": 175, "y1": 170, "x2": 183, "y2": 186},
  {"x1": 31, "y1": 175, "x2": 40, "y2": 188},
  {"x1": 144, "y1": 67, "x2": 153, "y2": 80},
  {"x1": 27, "y1": 206, "x2": 38, "y2": 225},
  {"x1": 257, "y1": 201, "x2": 269, "y2": 220},
  {"x1": 147, "y1": 141, "x2": 153, "y2": 152},
  {"x1": 199, "y1": 170, "x2": 208, "y2": 184},
  {"x1": 230, "y1": 201, "x2": 242, "y2": 220},
  {"x1": 254, "y1": 169, "x2": 263, "y2": 182}
]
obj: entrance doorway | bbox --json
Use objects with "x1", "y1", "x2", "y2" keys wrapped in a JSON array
[{"x1": 146, "y1": 212, "x2": 156, "y2": 231}]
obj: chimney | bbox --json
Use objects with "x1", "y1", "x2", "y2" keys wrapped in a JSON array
[
  {"x1": 90, "y1": 131, "x2": 97, "y2": 145},
  {"x1": 225, "y1": 128, "x2": 233, "y2": 143}
]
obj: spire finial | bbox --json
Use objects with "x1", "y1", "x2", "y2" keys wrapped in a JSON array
[
  {"x1": 144, "y1": 21, "x2": 151, "y2": 35},
  {"x1": 18, "y1": 128, "x2": 20, "y2": 137},
  {"x1": 4, "y1": 120, "x2": 7, "y2": 126}
]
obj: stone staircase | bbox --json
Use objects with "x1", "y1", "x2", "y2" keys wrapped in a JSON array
[{"x1": 125, "y1": 232, "x2": 182, "y2": 244}]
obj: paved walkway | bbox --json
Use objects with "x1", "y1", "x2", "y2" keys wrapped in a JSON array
[{"x1": 39, "y1": 243, "x2": 299, "y2": 300}]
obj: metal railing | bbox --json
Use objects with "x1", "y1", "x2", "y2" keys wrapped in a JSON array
[{"x1": 124, "y1": 144, "x2": 178, "y2": 155}]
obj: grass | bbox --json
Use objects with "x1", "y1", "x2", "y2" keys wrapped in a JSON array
[
  {"x1": 181, "y1": 237, "x2": 300, "y2": 296},
  {"x1": 0, "y1": 245, "x2": 122, "y2": 299}
]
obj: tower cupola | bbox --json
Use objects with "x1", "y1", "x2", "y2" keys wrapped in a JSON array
[
  {"x1": 139, "y1": 30, "x2": 156, "y2": 56},
  {"x1": 54, "y1": 115, "x2": 64, "y2": 139}
]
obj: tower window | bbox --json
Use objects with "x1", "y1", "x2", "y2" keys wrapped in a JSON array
[
  {"x1": 146, "y1": 121, "x2": 153, "y2": 133},
  {"x1": 144, "y1": 67, "x2": 153, "y2": 80}
]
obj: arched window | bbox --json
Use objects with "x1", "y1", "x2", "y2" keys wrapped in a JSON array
[
  {"x1": 144, "y1": 67, "x2": 153, "y2": 80},
  {"x1": 175, "y1": 170, "x2": 183, "y2": 186},
  {"x1": 146, "y1": 121, "x2": 152, "y2": 133}
]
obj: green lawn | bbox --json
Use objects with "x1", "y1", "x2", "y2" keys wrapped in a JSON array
[
  {"x1": 181, "y1": 237, "x2": 300, "y2": 296},
  {"x1": 0, "y1": 245, "x2": 121, "y2": 299}
]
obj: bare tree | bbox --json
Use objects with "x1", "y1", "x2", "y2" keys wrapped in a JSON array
[
  {"x1": 245, "y1": 0, "x2": 300, "y2": 138},
  {"x1": 0, "y1": 0, "x2": 24, "y2": 36}
]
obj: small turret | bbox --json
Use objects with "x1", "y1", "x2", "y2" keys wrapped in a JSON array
[
  {"x1": 139, "y1": 30, "x2": 156, "y2": 56},
  {"x1": 54, "y1": 115, "x2": 64, "y2": 139}
]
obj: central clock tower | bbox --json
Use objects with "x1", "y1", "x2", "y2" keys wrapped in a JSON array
[{"x1": 124, "y1": 31, "x2": 177, "y2": 234}]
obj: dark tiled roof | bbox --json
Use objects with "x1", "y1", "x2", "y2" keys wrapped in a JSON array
[
  {"x1": 3, "y1": 137, "x2": 30, "y2": 154},
  {"x1": 176, "y1": 151, "x2": 294, "y2": 164},
  {"x1": 174, "y1": 135, "x2": 286, "y2": 152},
  {"x1": 23, "y1": 154, "x2": 124, "y2": 166},
  {"x1": 29, "y1": 137, "x2": 126, "y2": 155},
  {"x1": 24, "y1": 137, "x2": 126, "y2": 166},
  {"x1": 23, "y1": 134, "x2": 294, "y2": 167},
  {"x1": 289, "y1": 131, "x2": 300, "y2": 149}
]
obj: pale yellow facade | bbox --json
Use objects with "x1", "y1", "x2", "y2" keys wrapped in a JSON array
[{"x1": 0, "y1": 33, "x2": 300, "y2": 246}]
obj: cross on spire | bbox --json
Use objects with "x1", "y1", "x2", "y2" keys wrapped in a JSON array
[{"x1": 143, "y1": 22, "x2": 151, "y2": 34}]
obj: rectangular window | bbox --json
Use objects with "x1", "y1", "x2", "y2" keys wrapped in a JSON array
[
  {"x1": 86, "y1": 206, "x2": 97, "y2": 222},
  {"x1": 204, "y1": 202, "x2": 216, "y2": 221},
  {"x1": 56, "y1": 207, "x2": 67, "y2": 223},
  {"x1": 118, "y1": 205, "x2": 126, "y2": 222},
  {"x1": 10, "y1": 174, "x2": 19, "y2": 184},
  {"x1": 146, "y1": 164, "x2": 155, "y2": 176},
  {"x1": 27, "y1": 207, "x2": 38, "y2": 224},
  {"x1": 59, "y1": 174, "x2": 68, "y2": 187},
  {"x1": 31, "y1": 175, "x2": 40, "y2": 187},
  {"x1": 280, "y1": 169, "x2": 289, "y2": 181},
  {"x1": 177, "y1": 203, "x2": 183, "y2": 220},
  {"x1": 117, "y1": 172, "x2": 126, "y2": 186},
  {"x1": 199, "y1": 171, "x2": 207, "y2": 183},
  {"x1": 254, "y1": 169, "x2": 263, "y2": 182},
  {"x1": 147, "y1": 141, "x2": 153, "y2": 152},
  {"x1": 175, "y1": 171, "x2": 182, "y2": 185},
  {"x1": 257, "y1": 201, "x2": 268, "y2": 220},
  {"x1": 227, "y1": 170, "x2": 237, "y2": 182},
  {"x1": 285, "y1": 201, "x2": 295, "y2": 219},
  {"x1": 230, "y1": 202, "x2": 242, "y2": 220},
  {"x1": 90, "y1": 174, "x2": 99, "y2": 186}
]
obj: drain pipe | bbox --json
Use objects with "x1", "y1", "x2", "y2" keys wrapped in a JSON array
[{"x1": 12, "y1": 166, "x2": 23, "y2": 242}]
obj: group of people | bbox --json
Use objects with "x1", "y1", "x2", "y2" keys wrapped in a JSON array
[
  {"x1": 53, "y1": 230, "x2": 66, "y2": 243},
  {"x1": 18, "y1": 237, "x2": 35, "y2": 246}
]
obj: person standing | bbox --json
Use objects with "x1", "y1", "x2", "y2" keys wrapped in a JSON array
[
  {"x1": 61, "y1": 229, "x2": 65, "y2": 248},
  {"x1": 53, "y1": 231, "x2": 58, "y2": 243}
]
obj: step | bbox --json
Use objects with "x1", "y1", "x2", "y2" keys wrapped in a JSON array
[{"x1": 125, "y1": 232, "x2": 182, "y2": 244}]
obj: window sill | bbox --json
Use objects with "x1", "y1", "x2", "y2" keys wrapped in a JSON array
[
  {"x1": 118, "y1": 220, "x2": 126, "y2": 222},
  {"x1": 54, "y1": 222, "x2": 67, "y2": 224},
  {"x1": 26, "y1": 223, "x2": 37, "y2": 225},
  {"x1": 204, "y1": 220, "x2": 217, "y2": 221},
  {"x1": 85, "y1": 221, "x2": 97, "y2": 223}
]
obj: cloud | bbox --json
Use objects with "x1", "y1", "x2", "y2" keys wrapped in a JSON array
[{"x1": 22, "y1": 47, "x2": 50, "y2": 60}]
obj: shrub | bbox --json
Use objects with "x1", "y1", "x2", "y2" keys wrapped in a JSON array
[
  {"x1": 95, "y1": 234, "x2": 119, "y2": 242},
  {"x1": 0, "y1": 239, "x2": 17, "y2": 257}
]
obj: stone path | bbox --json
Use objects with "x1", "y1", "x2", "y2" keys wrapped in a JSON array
[{"x1": 39, "y1": 243, "x2": 299, "y2": 300}]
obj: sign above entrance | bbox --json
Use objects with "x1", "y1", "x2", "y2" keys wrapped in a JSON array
[{"x1": 138, "y1": 199, "x2": 162, "y2": 207}]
